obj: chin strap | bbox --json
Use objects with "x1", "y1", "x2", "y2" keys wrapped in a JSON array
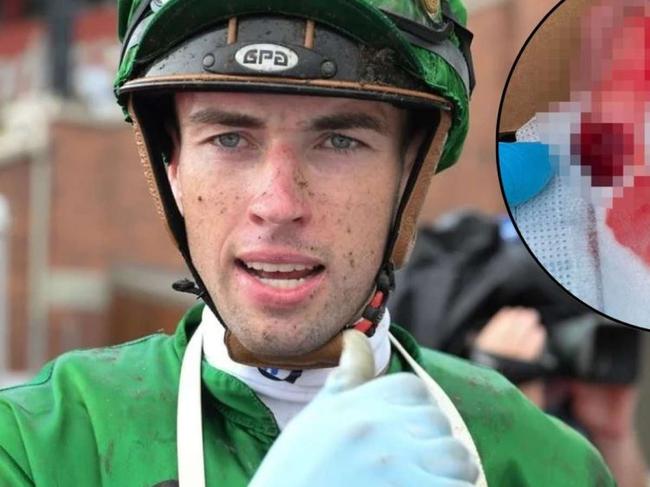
[
  {"x1": 351, "y1": 264, "x2": 395, "y2": 336},
  {"x1": 172, "y1": 278, "x2": 205, "y2": 298},
  {"x1": 171, "y1": 264, "x2": 396, "y2": 369}
]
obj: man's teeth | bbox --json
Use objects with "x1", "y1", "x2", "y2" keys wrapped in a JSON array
[
  {"x1": 242, "y1": 261, "x2": 319, "y2": 289},
  {"x1": 258, "y1": 277, "x2": 307, "y2": 289},
  {"x1": 244, "y1": 262, "x2": 316, "y2": 272}
]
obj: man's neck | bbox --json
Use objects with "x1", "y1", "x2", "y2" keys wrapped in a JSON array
[{"x1": 200, "y1": 306, "x2": 392, "y2": 428}]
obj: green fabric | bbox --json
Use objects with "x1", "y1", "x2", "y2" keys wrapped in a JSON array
[
  {"x1": 116, "y1": 0, "x2": 445, "y2": 41},
  {"x1": 0, "y1": 304, "x2": 614, "y2": 486},
  {"x1": 366, "y1": 0, "x2": 442, "y2": 24},
  {"x1": 113, "y1": 0, "x2": 469, "y2": 172}
]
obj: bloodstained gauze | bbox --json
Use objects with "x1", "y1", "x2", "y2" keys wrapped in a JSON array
[
  {"x1": 607, "y1": 175, "x2": 650, "y2": 265},
  {"x1": 571, "y1": 117, "x2": 635, "y2": 187}
]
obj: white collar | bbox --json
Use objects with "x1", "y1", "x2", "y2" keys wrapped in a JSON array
[{"x1": 200, "y1": 305, "x2": 392, "y2": 427}]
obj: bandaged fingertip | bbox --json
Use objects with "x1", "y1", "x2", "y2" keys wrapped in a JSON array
[{"x1": 324, "y1": 329, "x2": 375, "y2": 393}]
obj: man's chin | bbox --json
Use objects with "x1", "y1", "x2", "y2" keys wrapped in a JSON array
[{"x1": 233, "y1": 326, "x2": 341, "y2": 361}]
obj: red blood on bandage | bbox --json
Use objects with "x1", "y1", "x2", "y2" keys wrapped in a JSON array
[
  {"x1": 600, "y1": 17, "x2": 650, "y2": 264},
  {"x1": 574, "y1": 119, "x2": 634, "y2": 187},
  {"x1": 607, "y1": 176, "x2": 650, "y2": 266}
]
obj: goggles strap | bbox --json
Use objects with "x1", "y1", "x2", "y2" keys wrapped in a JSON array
[{"x1": 119, "y1": 0, "x2": 153, "y2": 63}]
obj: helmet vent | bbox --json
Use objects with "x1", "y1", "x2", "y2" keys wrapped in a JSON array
[
  {"x1": 227, "y1": 17, "x2": 238, "y2": 45},
  {"x1": 305, "y1": 19, "x2": 315, "y2": 49}
]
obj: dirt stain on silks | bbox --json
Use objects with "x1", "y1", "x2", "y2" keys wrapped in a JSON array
[
  {"x1": 102, "y1": 441, "x2": 115, "y2": 476},
  {"x1": 89, "y1": 347, "x2": 120, "y2": 363}
]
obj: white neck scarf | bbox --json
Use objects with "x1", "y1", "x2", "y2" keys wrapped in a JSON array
[{"x1": 200, "y1": 306, "x2": 392, "y2": 429}]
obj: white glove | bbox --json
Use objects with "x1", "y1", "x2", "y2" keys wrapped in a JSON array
[{"x1": 249, "y1": 330, "x2": 479, "y2": 486}]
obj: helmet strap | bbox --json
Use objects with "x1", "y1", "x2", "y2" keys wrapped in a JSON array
[
  {"x1": 171, "y1": 264, "x2": 395, "y2": 370},
  {"x1": 352, "y1": 263, "x2": 395, "y2": 336}
]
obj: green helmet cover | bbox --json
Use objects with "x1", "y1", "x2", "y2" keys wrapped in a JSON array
[{"x1": 114, "y1": 0, "x2": 470, "y2": 171}]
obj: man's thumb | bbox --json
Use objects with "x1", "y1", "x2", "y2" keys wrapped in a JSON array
[{"x1": 324, "y1": 329, "x2": 375, "y2": 393}]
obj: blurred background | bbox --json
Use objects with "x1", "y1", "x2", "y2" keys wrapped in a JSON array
[{"x1": 1, "y1": 0, "x2": 649, "y2": 478}]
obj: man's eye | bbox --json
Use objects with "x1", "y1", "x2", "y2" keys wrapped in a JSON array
[
  {"x1": 325, "y1": 134, "x2": 359, "y2": 150},
  {"x1": 214, "y1": 133, "x2": 243, "y2": 148}
]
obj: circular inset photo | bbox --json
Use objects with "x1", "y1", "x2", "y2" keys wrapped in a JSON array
[{"x1": 498, "y1": 0, "x2": 650, "y2": 329}]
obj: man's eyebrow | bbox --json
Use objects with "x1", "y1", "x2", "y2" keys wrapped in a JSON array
[
  {"x1": 309, "y1": 113, "x2": 388, "y2": 135},
  {"x1": 188, "y1": 108, "x2": 265, "y2": 128}
]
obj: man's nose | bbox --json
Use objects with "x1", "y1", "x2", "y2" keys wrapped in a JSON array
[{"x1": 247, "y1": 144, "x2": 312, "y2": 226}]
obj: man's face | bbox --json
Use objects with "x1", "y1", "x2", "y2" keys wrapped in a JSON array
[{"x1": 168, "y1": 91, "x2": 416, "y2": 357}]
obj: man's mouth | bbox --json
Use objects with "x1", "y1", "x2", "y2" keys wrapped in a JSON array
[{"x1": 236, "y1": 259, "x2": 325, "y2": 289}]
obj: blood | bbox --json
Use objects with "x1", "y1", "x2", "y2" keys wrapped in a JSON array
[
  {"x1": 575, "y1": 118, "x2": 634, "y2": 187},
  {"x1": 607, "y1": 176, "x2": 650, "y2": 266},
  {"x1": 590, "y1": 16, "x2": 650, "y2": 264}
]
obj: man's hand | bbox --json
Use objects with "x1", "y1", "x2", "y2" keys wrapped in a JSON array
[
  {"x1": 474, "y1": 307, "x2": 547, "y2": 406},
  {"x1": 249, "y1": 330, "x2": 480, "y2": 486},
  {"x1": 475, "y1": 307, "x2": 546, "y2": 361}
]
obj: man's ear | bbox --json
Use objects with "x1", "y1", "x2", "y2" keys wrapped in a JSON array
[{"x1": 166, "y1": 131, "x2": 184, "y2": 216}]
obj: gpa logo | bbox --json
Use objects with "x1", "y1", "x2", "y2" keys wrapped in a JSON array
[{"x1": 235, "y1": 43, "x2": 299, "y2": 73}]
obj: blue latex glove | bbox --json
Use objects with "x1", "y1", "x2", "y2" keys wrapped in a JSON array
[
  {"x1": 249, "y1": 331, "x2": 479, "y2": 487},
  {"x1": 498, "y1": 142, "x2": 555, "y2": 207}
]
